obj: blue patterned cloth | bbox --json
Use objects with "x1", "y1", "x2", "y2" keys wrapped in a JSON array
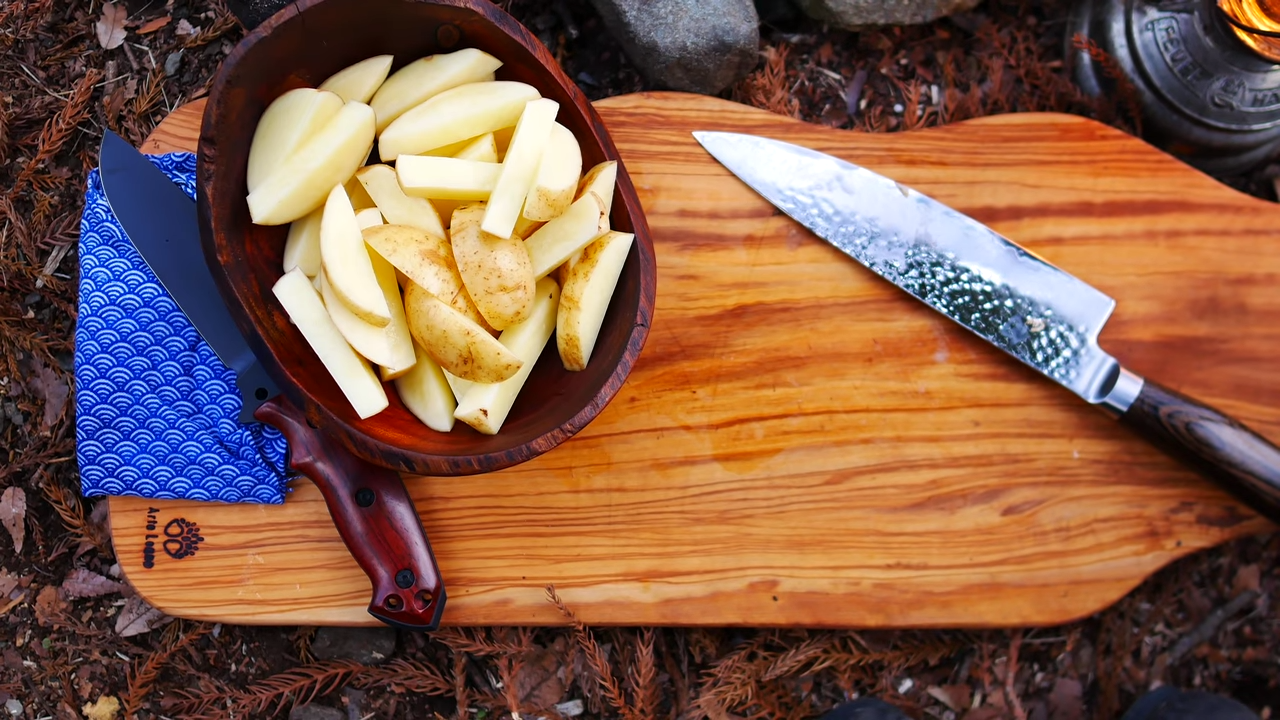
[{"x1": 75, "y1": 151, "x2": 291, "y2": 504}]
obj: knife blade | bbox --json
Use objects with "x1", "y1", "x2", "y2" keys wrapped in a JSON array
[
  {"x1": 693, "y1": 130, "x2": 1280, "y2": 525},
  {"x1": 96, "y1": 130, "x2": 448, "y2": 631},
  {"x1": 98, "y1": 129, "x2": 279, "y2": 423}
]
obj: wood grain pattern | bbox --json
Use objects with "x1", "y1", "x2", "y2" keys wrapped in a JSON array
[
  {"x1": 195, "y1": 0, "x2": 655, "y2": 478},
  {"x1": 1119, "y1": 380, "x2": 1280, "y2": 524},
  {"x1": 108, "y1": 92, "x2": 1279, "y2": 629}
]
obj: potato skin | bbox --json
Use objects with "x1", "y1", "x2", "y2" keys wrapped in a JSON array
[
  {"x1": 362, "y1": 223, "x2": 494, "y2": 333},
  {"x1": 403, "y1": 281, "x2": 522, "y2": 383},
  {"x1": 450, "y1": 203, "x2": 535, "y2": 330}
]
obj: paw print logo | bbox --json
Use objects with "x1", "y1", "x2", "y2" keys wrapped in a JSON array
[{"x1": 162, "y1": 518, "x2": 204, "y2": 560}]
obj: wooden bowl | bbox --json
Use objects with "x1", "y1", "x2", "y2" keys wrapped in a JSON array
[{"x1": 195, "y1": 0, "x2": 656, "y2": 477}]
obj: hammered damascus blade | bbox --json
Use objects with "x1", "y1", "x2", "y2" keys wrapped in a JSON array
[{"x1": 692, "y1": 130, "x2": 1123, "y2": 405}]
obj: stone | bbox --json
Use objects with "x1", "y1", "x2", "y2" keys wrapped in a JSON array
[
  {"x1": 791, "y1": 0, "x2": 983, "y2": 27},
  {"x1": 309, "y1": 626, "x2": 396, "y2": 665},
  {"x1": 287, "y1": 704, "x2": 344, "y2": 720},
  {"x1": 587, "y1": 0, "x2": 761, "y2": 95}
]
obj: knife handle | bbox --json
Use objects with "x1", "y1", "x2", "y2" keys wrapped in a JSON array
[
  {"x1": 1116, "y1": 377, "x2": 1280, "y2": 526},
  {"x1": 254, "y1": 396, "x2": 447, "y2": 631}
]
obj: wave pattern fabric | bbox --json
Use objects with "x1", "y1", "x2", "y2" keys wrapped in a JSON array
[{"x1": 75, "y1": 151, "x2": 291, "y2": 504}]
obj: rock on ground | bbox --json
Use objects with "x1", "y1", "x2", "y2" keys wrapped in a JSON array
[
  {"x1": 309, "y1": 626, "x2": 396, "y2": 665},
  {"x1": 587, "y1": 0, "x2": 760, "y2": 95},
  {"x1": 288, "y1": 704, "x2": 344, "y2": 720},
  {"x1": 792, "y1": 0, "x2": 983, "y2": 27}
]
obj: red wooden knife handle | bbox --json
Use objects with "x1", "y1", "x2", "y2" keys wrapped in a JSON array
[{"x1": 254, "y1": 395, "x2": 446, "y2": 630}]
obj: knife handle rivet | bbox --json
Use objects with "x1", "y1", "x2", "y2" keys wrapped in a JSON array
[
  {"x1": 395, "y1": 569, "x2": 416, "y2": 589},
  {"x1": 383, "y1": 594, "x2": 403, "y2": 610},
  {"x1": 254, "y1": 387, "x2": 269, "y2": 401},
  {"x1": 355, "y1": 488, "x2": 376, "y2": 507}
]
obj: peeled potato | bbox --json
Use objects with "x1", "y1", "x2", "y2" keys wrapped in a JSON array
[
  {"x1": 319, "y1": 183, "x2": 391, "y2": 327},
  {"x1": 395, "y1": 155, "x2": 502, "y2": 201},
  {"x1": 361, "y1": 223, "x2": 493, "y2": 332},
  {"x1": 394, "y1": 342, "x2": 456, "y2": 432},
  {"x1": 403, "y1": 281, "x2": 522, "y2": 383},
  {"x1": 524, "y1": 192, "x2": 605, "y2": 280},
  {"x1": 282, "y1": 205, "x2": 323, "y2": 277},
  {"x1": 450, "y1": 203, "x2": 536, "y2": 331},
  {"x1": 246, "y1": 88, "x2": 343, "y2": 193},
  {"x1": 378, "y1": 80, "x2": 540, "y2": 160},
  {"x1": 481, "y1": 98, "x2": 559, "y2": 239},
  {"x1": 369, "y1": 48, "x2": 503, "y2": 132},
  {"x1": 522, "y1": 122, "x2": 582, "y2": 221},
  {"x1": 319, "y1": 54, "x2": 393, "y2": 104},
  {"x1": 355, "y1": 163, "x2": 445, "y2": 237},
  {"x1": 557, "y1": 231, "x2": 634, "y2": 371}
]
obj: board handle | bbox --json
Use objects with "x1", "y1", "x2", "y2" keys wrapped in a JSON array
[
  {"x1": 1116, "y1": 376, "x2": 1280, "y2": 526},
  {"x1": 255, "y1": 395, "x2": 446, "y2": 630}
]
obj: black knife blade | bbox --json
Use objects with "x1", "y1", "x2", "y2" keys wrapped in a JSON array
[{"x1": 98, "y1": 130, "x2": 279, "y2": 422}]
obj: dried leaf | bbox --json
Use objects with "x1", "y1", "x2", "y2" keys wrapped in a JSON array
[
  {"x1": 82, "y1": 695, "x2": 121, "y2": 720},
  {"x1": 1232, "y1": 563, "x2": 1261, "y2": 596},
  {"x1": 137, "y1": 16, "x2": 171, "y2": 34},
  {"x1": 928, "y1": 685, "x2": 971, "y2": 713},
  {"x1": 516, "y1": 645, "x2": 567, "y2": 710},
  {"x1": 0, "y1": 487, "x2": 26, "y2": 555},
  {"x1": 30, "y1": 359, "x2": 69, "y2": 431},
  {"x1": 95, "y1": 3, "x2": 128, "y2": 50},
  {"x1": 0, "y1": 569, "x2": 18, "y2": 598},
  {"x1": 61, "y1": 568, "x2": 126, "y2": 599},
  {"x1": 115, "y1": 595, "x2": 174, "y2": 637},
  {"x1": 1048, "y1": 677, "x2": 1083, "y2": 720},
  {"x1": 34, "y1": 584, "x2": 68, "y2": 626}
]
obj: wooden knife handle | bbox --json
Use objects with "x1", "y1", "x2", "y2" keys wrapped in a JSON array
[
  {"x1": 1118, "y1": 379, "x2": 1280, "y2": 526},
  {"x1": 254, "y1": 395, "x2": 446, "y2": 630}
]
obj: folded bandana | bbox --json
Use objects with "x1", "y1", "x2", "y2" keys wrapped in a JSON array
[{"x1": 75, "y1": 151, "x2": 291, "y2": 504}]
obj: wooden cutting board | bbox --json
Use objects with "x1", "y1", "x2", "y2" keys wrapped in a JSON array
[{"x1": 106, "y1": 91, "x2": 1280, "y2": 629}]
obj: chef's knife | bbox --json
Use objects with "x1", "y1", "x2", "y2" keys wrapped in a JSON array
[
  {"x1": 693, "y1": 131, "x2": 1280, "y2": 525},
  {"x1": 97, "y1": 130, "x2": 448, "y2": 630}
]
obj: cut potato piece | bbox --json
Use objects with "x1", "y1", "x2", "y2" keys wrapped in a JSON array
[
  {"x1": 393, "y1": 343, "x2": 456, "y2": 432},
  {"x1": 451, "y1": 203, "x2": 536, "y2": 330},
  {"x1": 272, "y1": 268, "x2": 388, "y2": 419},
  {"x1": 355, "y1": 207, "x2": 384, "y2": 229},
  {"x1": 481, "y1": 98, "x2": 559, "y2": 238},
  {"x1": 317, "y1": 250, "x2": 414, "y2": 372},
  {"x1": 246, "y1": 88, "x2": 343, "y2": 193},
  {"x1": 345, "y1": 175, "x2": 377, "y2": 211},
  {"x1": 522, "y1": 122, "x2": 582, "y2": 221},
  {"x1": 558, "y1": 231, "x2": 634, "y2": 371},
  {"x1": 513, "y1": 214, "x2": 545, "y2": 240},
  {"x1": 454, "y1": 277, "x2": 560, "y2": 435},
  {"x1": 577, "y1": 160, "x2": 618, "y2": 234},
  {"x1": 318, "y1": 54, "x2": 393, "y2": 104},
  {"x1": 441, "y1": 370, "x2": 474, "y2": 404},
  {"x1": 395, "y1": 155, "x2": 501, "y2": 201},
  {"x1": 361, "y1": 223, "x2": 493, "y2": 332},
  {"x1": 354, "y1": 163, "x2": 445, "y2": 238},
  {"x1": 248, "y1": 100, "x2": 376, "y2": 225},
  {"x1": 282, "y1": 205, "x2": 323, "y2": 277},
  {"x1": 319, "y1": 183, "x2": 391, "y2": 327},
  {"x1": 369, "y1": 48, "x2": 503, "y2": 132},
  {"x1": 452, "y1": 133, "x2": 499, "y2": 163},
  {"x1": 403, "y1": 282, "x2": 522, "y2": 383},
  {"x1": 524, "y1": 192, "x2": 605, "y2": 279},
  {"x1": 493, "y1": 125, "x2": 514, "y2": 157},
  {"x1": 378, "y1": 80, "x2": 540, "y2": 160}
]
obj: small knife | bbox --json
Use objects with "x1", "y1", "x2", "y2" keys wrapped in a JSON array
[
  {"x1": 693, "y1": 130, "x2": 1280, "y2": 525},
  {"x1": 97, "y1": 130, "x2": 447, "y2": 630}
]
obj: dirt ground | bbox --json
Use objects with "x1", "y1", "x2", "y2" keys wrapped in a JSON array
[{"x1": 1, "y1": 0, "x2": 1277, "y2": 718}]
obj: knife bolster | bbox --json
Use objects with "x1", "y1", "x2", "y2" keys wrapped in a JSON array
[{"x1": 1099, "y1": 366, "x2": 1145, "y2": 416}]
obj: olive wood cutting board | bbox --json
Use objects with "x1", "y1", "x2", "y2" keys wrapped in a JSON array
[{"x1": 106, "y1": 91, "x2": 1280, "y2": 628}]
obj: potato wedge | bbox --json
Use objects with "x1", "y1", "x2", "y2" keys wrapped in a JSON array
[
  {"x1": 355, "y1": 163, "x2": 445, "y2": 237},
  {"x1": 282, "y1": 205, "x2": 323, "y2": 277},
  {"x1": 454, "y1": 276, "x2": 560, "y2": 435},
  {"x1": 441, "y1": 370, "x2": 474, "y2": 404},
  {"x1": 395, "y1": 155, "x2": 501, "y2": 201},
  {"x1": 319, "y1": 183, "x2": 391, "y2": 327},
  {"x1": 393, "y1": 342, "x2": 456, "y2": 432},
  {"x1": 557, "y1": 231, "x2": 634, "y2": 371},
  {"x1": 481, "y1": 98, "x2": 559, "y2": 239},
  {"x1": 524, "y1": 192, "x2": 605, "y2": 279},
  {"x1": 246, "y1": 88, "x2": 343, "y2": 193},
  {"x1": 355, "y1": 207, "x2": 384, "y2": 229},
  {"x1": 450, "y1": 203, "x2": 536, "y2": 330},
  {"x1": 319, "y1": 54, "x2": 393, "y2": 104},
  {"x1": 361, "y1": 223, "x2": 493, "y2": 332},
  {"x1": 403, "y1": 281, "x2": 522, "y2": 383},
  {"x1": 272, "y1": 268, "x2": 388, "y2": 419},
  {"x1": 369, "y1": 48, "x2": 503, "y2": 132},
  {"x1": 522, "y1": 122, "x2": 582, "y2": 221},
  {"x1": 248, "y1": 100, "x2": 376, "y2": 225},
  {"x1": 378, "y1": 80, "x2": 540, "y2": 160},
  {"x1": 452, "y1": 133, "x2": 499, "y2": 163},
  {"x1": 344, "y1": 175, "x2": 377, "y2": 211},
  {"x1": 317, "y1": 248, "x2": 414, "y2": 373},
  {"x1": 577, "y1": 160, "x2": 618, "y2": 234}
]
